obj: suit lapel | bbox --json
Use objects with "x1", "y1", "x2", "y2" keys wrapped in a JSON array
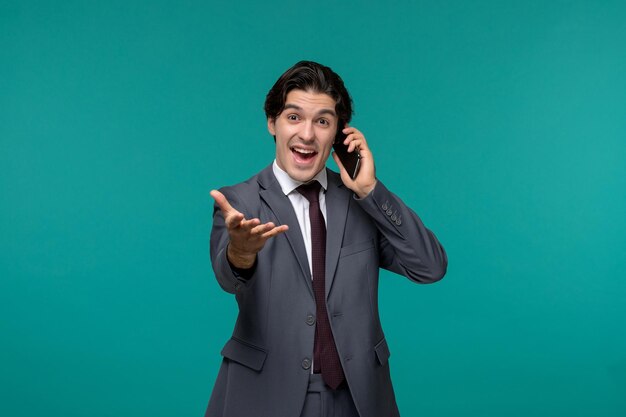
[
  {"x1": 258, "y1": 166, "x2": 313, "y2": 297},
  {"x1": 324, "y1": 170, "x2": 350, "y2": 299}
]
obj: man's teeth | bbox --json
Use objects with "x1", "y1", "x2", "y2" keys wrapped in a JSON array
[{"x1": 293, "y1": 148, "x2": 315, "y2": 154}]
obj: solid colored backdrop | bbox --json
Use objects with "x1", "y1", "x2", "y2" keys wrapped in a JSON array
[{"x1": 1, "y1": 1, "x2": 625, "y2": 416}]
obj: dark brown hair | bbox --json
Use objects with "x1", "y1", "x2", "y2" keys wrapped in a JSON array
[{"x1": 264, "y1": 61, "x2": 353, "y2": 137}]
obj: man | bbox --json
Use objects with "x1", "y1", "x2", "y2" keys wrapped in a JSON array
[{"x1": 206, "y1": 61, "x2": 447, "y2": 417}]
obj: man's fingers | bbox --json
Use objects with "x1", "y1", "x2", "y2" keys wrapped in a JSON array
[
  {"x1": 348, "y1": 139, "x2": 360, "y2": 153},
  {"x1": 224, "y1": 211, "x2": 245, "y2": 229},
  {"x1": 247, "y1": 221, "x2": 289, "y2": 236},
  {"x1": 250, "y1": 222, "x2": 276, "y2": 235},
  {"x1": 261, "y1": 224, "x2": 289, "y2": 239},
  {"x1": 344, "y1": 135, "x2": 369, "y2": 152},
  {"x1": 211, "y1": 189, "x2": 289, "y2": 240},
  {"x1": 212, "y1": 189, "x2": 254, "y2": 230},
  {"x1": 210, "y1": 190, "x2": 236, "y2": 214},
  {"x1": 251, "y1": 222, "x2": 289, "y2": 237},
  {"x1": 240, "y1": 218, "x2": 261, "y2": 230},
  {"x1": 342, "y1": 129, "x2": 361, "y2": 144}
]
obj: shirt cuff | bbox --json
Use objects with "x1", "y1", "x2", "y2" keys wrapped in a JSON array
[{"x1": 228, "y1": 256, "x2": 257, "y2": 280}]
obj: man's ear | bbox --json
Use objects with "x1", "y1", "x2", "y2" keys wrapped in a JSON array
[{"x1": 267, "y1": 117, "x2": 276, "y2": 136}]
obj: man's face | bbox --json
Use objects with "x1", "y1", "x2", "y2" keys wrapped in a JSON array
[{"x1": 268, "y1": 89, "x2": 338, "y2": 183}]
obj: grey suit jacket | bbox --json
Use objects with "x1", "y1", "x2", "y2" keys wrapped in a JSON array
[{"x1": 206, "y1": 165, "x2": 447, "y2": 417}]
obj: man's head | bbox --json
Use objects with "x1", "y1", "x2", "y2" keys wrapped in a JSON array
[{"x1": 265, "y1": 61, "x2": 353, "y2": 182}]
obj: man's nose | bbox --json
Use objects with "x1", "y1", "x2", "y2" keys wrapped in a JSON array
[{"x1": 299, "y1": 122, "x2": 315, "y2": 141}]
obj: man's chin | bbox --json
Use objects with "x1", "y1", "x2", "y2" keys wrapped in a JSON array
[{"x1": 287, "y1": 165, "x2": 323, "y2": 183}]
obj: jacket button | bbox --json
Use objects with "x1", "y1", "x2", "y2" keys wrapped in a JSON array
[
  {"x1": 302, "y1": 358, "x2": 311, "y2": 370},
  {"x1": 386, "y1": 209, "x2": 393, "y2": 216},
  {"x1": 382, "y1": 201, "x2": 389, "y2": 210},
  {"x1": 391, "y1": 213, "x2": 397, "y2": 221},
  {"x1": 395, "y1": 218, "x2": 402, "y2": 226},
  {"x1": 306, "y1": 314, "x2": 315, "y2": 326}
]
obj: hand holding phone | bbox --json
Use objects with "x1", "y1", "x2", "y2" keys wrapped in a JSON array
[
  {"x1": 332, "y1": 125, "x2": 377, "y2": 198},
  {"x1": 333, "y1": 130, "x2": 361, "y2": 179}
]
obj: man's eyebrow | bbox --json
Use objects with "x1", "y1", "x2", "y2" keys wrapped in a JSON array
[{"x1": 283, "y1": 104, "x2": 337, "y2": 117}]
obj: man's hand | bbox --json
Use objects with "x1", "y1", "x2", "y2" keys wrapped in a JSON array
[
  {"x1": 210, "y1": 190, "x2": 289, "y2": 269},
  {"x1": 332, "y1": 126, "x2": 377, "y2": 198}
]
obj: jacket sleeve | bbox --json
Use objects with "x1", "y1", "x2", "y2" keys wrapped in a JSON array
[
  {"x1": 209, "y1": 186, "x2": 259, "y2": 294},
  {"x1": 355, "y1": 180, "x2": 448, "y2": 283}
]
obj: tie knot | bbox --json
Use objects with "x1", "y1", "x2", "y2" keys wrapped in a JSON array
[{"x1": 297, "y1": 181, "x2": 322, "y2": 203}]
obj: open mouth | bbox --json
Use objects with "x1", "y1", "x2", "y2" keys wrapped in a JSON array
[{"x1": 291, "y1": 146, "x2": 318, "y2": 164}]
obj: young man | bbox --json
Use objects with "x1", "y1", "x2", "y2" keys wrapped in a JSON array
[{"x1": 206, "y1": 61, "x2": 447, "y2": 417}]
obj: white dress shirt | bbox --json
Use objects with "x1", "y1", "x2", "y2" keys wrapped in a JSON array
[{"x1": 272, "y1": 160, "x2": 327, "y2": 276}]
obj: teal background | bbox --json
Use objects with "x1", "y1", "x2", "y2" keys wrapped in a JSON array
[{"x1": 1, "y1": 0, "x2": 625, "y2": 416}]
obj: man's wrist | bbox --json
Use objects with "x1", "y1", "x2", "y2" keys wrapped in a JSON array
[
  {"x1": 227, "y1": 244, "x2": 257, "y2": 269},
  {"x1": 355, "y1": 180, "x2": 378, "y2": 199}
]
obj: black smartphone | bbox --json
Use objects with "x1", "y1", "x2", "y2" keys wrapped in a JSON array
[{"x1": 333, "y1": 130, "x2": 361, "y2": 179}]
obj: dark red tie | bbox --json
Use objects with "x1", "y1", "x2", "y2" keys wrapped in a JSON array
[{"x1": 297, "y1": 181, "x2": 345, "y2": 389}]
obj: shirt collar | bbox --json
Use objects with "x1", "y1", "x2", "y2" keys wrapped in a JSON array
[{"x1": 272, "y1": 160, "x2": 328, "y2": 196}]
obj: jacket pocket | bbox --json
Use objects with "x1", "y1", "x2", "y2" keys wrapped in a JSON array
[
  {"x1": 221, "y1": 337, "x2": 268, "y2": 371},
  {"x1": 374, "y1": 337, "x2": 391, "y2": 366},
  {"x1": 339, "y1": 239, "x2": 375, "y2": 258}
]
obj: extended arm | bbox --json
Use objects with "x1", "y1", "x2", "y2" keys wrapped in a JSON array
[{"x1": 209, "y1": 188, "x2": 288, "y2": 293}]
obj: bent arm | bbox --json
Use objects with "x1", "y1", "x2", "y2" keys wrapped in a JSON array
[{"x1": 355, "y1": 180, "x2": 448, "y2": 283}]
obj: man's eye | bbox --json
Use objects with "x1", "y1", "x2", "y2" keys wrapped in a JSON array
[
  {"x1": 318, "y1": 119, "x2": 329, "y2": 125},
  {"x1": 287, "y1": 114, "x2": 299, "y2": 121}
]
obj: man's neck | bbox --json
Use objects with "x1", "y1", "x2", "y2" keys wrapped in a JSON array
[{"x1": 272, "y1": 160, "x2": 328, "y2": 196}]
